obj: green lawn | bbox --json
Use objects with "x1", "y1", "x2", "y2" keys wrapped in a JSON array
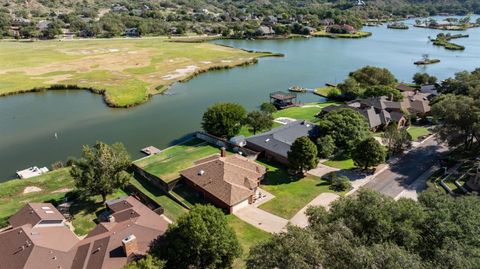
[
  {"x1": 134, "y1": 138, "x2": 219, "y2": 183},
  {"x1": 407, "y1": 126, "x2": 430, "y2": 141},
  {"x1": 257, "y1": 160, "x2": 338, "y2": 219},
  {"x1": 323, "y1": 159, "x2": 356, "y2": 170},
  {"x1": 227, "y1": 215, "x2": 271, "y2": 269},
  {"x1": 0, "y1": 38, "x2": 272, "y2": 107},
  {"x1": 0, "y1": 168, "x2": 74, "y2": 228},
  {"x1": 129, "y1": 176, "x2": 188, "y2": 221},
  {"x1": 314, "y1": 86, "x2": 337, "y2": 97},
  {"x1": 238, "y1": 122, "x2": 282, "y2": 137},
  {"x1": 272, "y1": 101, "x2": 340, "y2": 122},
  {"x1": 0, "y1": 168, "x2": 127, "y2": 236}
]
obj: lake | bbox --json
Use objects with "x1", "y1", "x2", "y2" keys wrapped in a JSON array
[{"x1": 1, "y1": 16, "x2": 479, "y2": 181}]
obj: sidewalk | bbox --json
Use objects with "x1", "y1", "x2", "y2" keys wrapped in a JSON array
[{"x1": 290, "y1": 193, "x2": 340, "y2": 228}]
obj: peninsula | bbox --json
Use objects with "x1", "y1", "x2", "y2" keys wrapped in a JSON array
[{"x1": 0, "y1": 38, "x2": 279, "y2": 107}]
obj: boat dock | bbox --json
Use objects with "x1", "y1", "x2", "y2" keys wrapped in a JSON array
[
  {"x1": 17, "y1": 166, "x2": 49, "y2": 179},
  {"x1": 141, "y1": 146, "x2": 161, "y2": 155}
]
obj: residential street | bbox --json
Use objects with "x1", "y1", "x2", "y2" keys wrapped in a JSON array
[{"x1": 363, "y1": 136, "x2": 448, "y2": 198}]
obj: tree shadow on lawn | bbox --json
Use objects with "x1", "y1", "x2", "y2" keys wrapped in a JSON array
[
  {"x1": 67, "y1": 191, "x2": 107, "y2": 224},
  {"x1": 258, "y1": 158, "x2": 304, "y2": 186},
  {"x1": 316, "y1": 181, "x2": 330, "y2": 187}
]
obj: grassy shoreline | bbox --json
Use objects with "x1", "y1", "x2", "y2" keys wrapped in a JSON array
[
  {"x1": 312, "y1": 31, "x2": 372, "y2": 39},
  {"x1": 0, "y1": 38, "x2": 279, "y2": 108}
]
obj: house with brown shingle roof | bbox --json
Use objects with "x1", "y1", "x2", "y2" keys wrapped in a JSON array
[
  {"x1": 0, "y1": 196, "x2": 169, "y2": 269},
  {"x1": 180, "y1": 149, "x2": 267, "y2": 213}
]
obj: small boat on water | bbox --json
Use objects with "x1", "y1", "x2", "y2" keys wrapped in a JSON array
[{"x1": 288, "y1": 86, "x2": 307, "y2": 93}]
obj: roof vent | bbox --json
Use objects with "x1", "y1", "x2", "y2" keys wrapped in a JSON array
[
  {"x1": 265, "y1": 138, "x2": 270, "y2": 143},
  {"x1": 198, "y1": 170, "x2": 205, "y2": 176}
]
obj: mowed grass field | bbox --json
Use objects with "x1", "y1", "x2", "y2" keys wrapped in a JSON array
[
  {"x1": 257, "y1": 160, "x2": 341, "y2": 219},
  {"x1": 133, "y1": 138, "x2": 219, "y2": 183},
  {"x1": 0, "y1": 38, "x2": 272, "y2": 107}
]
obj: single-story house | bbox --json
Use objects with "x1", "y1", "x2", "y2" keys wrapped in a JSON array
[
  {"x1": 0, "y1": 197, "x2": 169, "y2": 269},
  {"x1": 256, "y1": 25, "x2": 275, "y2": 36},
  {"x1": 246, "y1": 120, "x2": 319, "y2": 164},
  {"x1": 319, "y1": 99, "x2": 406, "y2": 131},
  {"x1": 180, "y1": 149, "x2": 266, "y2": 213},
  {"x1": 326, "y1": 24, "x2": 356, "y2": 34}
]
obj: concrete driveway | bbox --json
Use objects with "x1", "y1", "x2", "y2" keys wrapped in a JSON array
[
  {"x1": 363, "y1": 136, "x2": 447, "y2": 198},
  {"x1": 234, "y1": 206, "x2": 288, "y2": 234},
  {"x1": 290, "y1": 193, "x2": 340, "y2": 228}
]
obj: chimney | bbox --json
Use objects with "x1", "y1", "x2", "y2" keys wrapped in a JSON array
[
  {"x1": 220, "y1": 147, "x2": 226, "y2": 157},
  {"x1": 108, "y1": 215, "x2": 115, "y2": 223},
  {"x1": 122, "y1": 235, "x2": 138, "y2": 257}
]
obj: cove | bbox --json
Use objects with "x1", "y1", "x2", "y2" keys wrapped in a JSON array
[{"x1": 1, "y1": 16, "x2": 479, "y2": 181}]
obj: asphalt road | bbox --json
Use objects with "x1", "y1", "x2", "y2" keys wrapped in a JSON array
[{"x1": 364, "y1": 136, "x2": 448, "y2": 198}]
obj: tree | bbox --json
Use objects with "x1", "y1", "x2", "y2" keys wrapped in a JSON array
[
  {"x1": 288, "y1": 136, "x2": 319, "y2": 174},
  {"x1": 317, "y1": 135, "x2": 336, "y2": 158},
  {"x1": 245, "y1": 111, "x2": 273, "y2": 134},
  {"x1": 329, "y1": 175, "x2": 352, "y2": 192},
  {"x1": 260, "y1": 102, "x2": 277, "y2": 113},
  {"x1": 352, "y1": 137, "x2": 386, "y2": 170},
  {"x1": 349, "y1": 66, "x2": 397, "y2": 88},
  {"x1": 158, "y1": 205, "x2": 241, "y2": 269},
  {"x1": 70, "y1": 141, "x2": 132, "y2": 202},
  {"x1": 413, "y1": 72, "x2": 437, "y2": 85},
  {"x1": 432, "y1": 94, "x2": 480, "y2": 149},
  {"x1": 201, "y1": 103, "x2": 246, "y2": 138},
  {"x1": 246, "y1": 225, "x2": 324, "y2": 269},
  {"x1": 350, "y1": 243, "x2": 424, "y2": 269},
  {"x1": 338, "y1": 77, "x2": 362, "y2": 100},
  {"x1": 363, "y1": 85, "x2": 403, "y2": 101},
  {"x1": 123, "y1": 255, "x2": 165, "y2": 269},
  {"x1": 382, "y1": 124, "x2": 412, "y2": 156},
  {"x1": 317, "y1": 108, "x2": 370, "y2": 155},
  {"x1": 251, "y1": 189, "x2": 480, "y2": 269}
]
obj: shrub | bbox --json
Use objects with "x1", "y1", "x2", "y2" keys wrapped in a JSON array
[{"x1": 329, "y1": 176, "x2": 352, "y2": 192}]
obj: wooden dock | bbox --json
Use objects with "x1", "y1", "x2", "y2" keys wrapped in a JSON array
[{"x1": 141, "y1": 146, "x2": 161, "y2": 155}]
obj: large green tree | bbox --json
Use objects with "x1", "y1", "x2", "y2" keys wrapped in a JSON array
[
  {"x1": 351, "y1": 137, "x2": 386, "y2": 170},
  {"x1": 317, "y1": 108, "x2": 370, "y2": 156},
  {"x1": 249, "y1": 189, "x2": 480, "y2": 269},
  {"x1": 382, "y1": 124, "x2": 412, "y2": 156},
  {"x1": 245, "y1": 110, "x2": 273, "y2": 134},
  {"x1": 123, "y1": 255, "x2": 165, "y2": 269},
  {"x1": 317, "y1": 135, "x2": 336, "y2": 158},
  {"x1": 158, "y1": 205, "x2": 241, "y2": 269},
  {"x1": 363, "y1": 85, "x2": 403, "y2": 101},
  {"x1": 349, "y1": 66, "x2": 397, "y2": 88},
  {"x1": 413, "y1": 72, "x2": 437, "y2": 85},
  {"x1": 201, "y1": 102, "x2": 247, "y2": 138},
  {"x1": 70, "y1": 141, "x2": 132, "y2": 202},
  {"x1": 431, "y1": 94, "x2": 480, "y2": 149},
  {"x1": 288, "y1": 136, "x2": 319, "y2": 174},
  {"x1": 247, "y1": 225, "x2": 324, "y2": 269},
  {"x1": 338, "y1": 66, "x2": 398, "y2": 100}
]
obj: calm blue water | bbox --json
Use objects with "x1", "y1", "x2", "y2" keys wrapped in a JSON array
[{"x1": 0, "y1": 16, "x2": 479, "y2": 181}]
